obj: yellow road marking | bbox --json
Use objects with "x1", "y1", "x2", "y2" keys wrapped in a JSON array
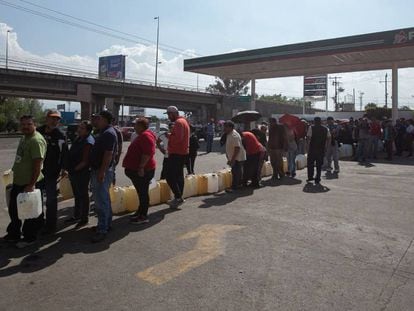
[{"x1": 136, "y1": 224, "x2": 244, "y2": 285}]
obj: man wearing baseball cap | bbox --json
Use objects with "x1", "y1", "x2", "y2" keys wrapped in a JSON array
[
  {"x1": 164, "y1": 106, "x2": 190, "y2": 208},
  {"x1": 37, "y1": 109, "x2": 68, "y2": 235}
]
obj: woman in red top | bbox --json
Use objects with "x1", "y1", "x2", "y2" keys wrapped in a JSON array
[
  {"x1": 242, "y1": 131, "x2": 266, "y2": 188},
  {"x1": 122, "y1": 117, "x2": 156, "y2": 224}
]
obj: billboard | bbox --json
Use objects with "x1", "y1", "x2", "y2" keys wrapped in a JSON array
[
  {"x1": 303, "y1": 75, "x2": 327, "y2": 97},
  {"x1": 98, "y1": 55, "x2": 126, "y2": 80}
]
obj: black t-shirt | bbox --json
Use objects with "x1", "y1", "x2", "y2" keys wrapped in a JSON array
[
  {"x1": 309, "y1": 125, "x2": 328, "y2": 154},
  {"x1": 90, "y1": 126, "x2": 118, "y2": 170},
  {"x1": 251, "y1": 129, "x2": 267, "y2": 147},
  {"x1": 68, "y1": 135, "x2": 95, "y2": 173},
  {"x1": 37, "y1": 125, "x2": 67, "y2": 178}
]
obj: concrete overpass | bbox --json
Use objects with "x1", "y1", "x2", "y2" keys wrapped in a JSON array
[{"x1": 0, "y1": 68, "x2": 222, "y2": 122}]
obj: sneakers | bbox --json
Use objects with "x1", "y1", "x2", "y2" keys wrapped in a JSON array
[
  {"x1": 306, "y1": 178, "x2": 314, "y2": 183},
  {"x1": 16, "y1": 239, "x2": 36, "y2": 249},
  {"x1": 91, "y1": 232, "x2": 106, "y2": 243},
  {"x1": 130, "y1": 215, "x2": 149, "y2": 225},
  {"x1": 168, "y1": 198, "x2": 185, "y2": 209},
  {"x1": 129, "y1": 212, "x2": 140, "y2": 218}
]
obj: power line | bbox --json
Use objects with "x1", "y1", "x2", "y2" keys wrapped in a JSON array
[
  {"x1": 19, "y1": 0, "x2": 202, "y2": 57},
  {"x1": 0, "y1": 0, "x2": 199, "y2": 57}
]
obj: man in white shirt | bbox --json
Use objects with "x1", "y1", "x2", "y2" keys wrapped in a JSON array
[
  {"x1": 224, "y1": 121, "x2": 246, "y2": 192},
  {"x1": 156, "y1": 123, "x2": 173, "y2": 179}
]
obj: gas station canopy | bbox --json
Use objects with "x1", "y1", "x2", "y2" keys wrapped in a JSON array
[{"x1": 184, "y1": 27, "x2": 414, "y2": 79}]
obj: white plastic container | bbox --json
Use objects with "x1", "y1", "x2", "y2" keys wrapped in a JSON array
[
  {"x1": 149, "y1": 182, "x2": 161, "y2": 206},
  {"x1": 2, "y1": 169, "x2": 13, "y2": 189},
  {"x1": 4, "y1": 184, "x2": 12, "y2": 211},
  {"x1": 17, "y1": 189, "x2": 43, "y2": 220},
  {"x1": 283, "y1": 157, "x2": 288, "y2": 173},
  {"x1": 295, "y1": 154, "x2": 307, "y2": 170},
  {"x1": 261, "y1": 161, "x2": 273, "y2": 177},
  {"x1": 196, "y1": 175, "x2": 208, "y2": 196},
  {"x1": 183, "y1": 175, "x2": 197, "y2": 199},
  {"x1": 339, "y1": 144, "x2": 353, "y2": 158},
  {"x1": 110, "y1": 186, "x2": 126, "y2": 214},
  {"x1": 59, "y1": 176, "x2": 73, "y2": 200},
  {"x1": 217, "y1": 169, "x2": 232, "y2": 191},
  {"x1": 159, "y1": 180, "x2": 172, "y2": 203},
  {"x1": 206, "y1": 173, "x2": 219, "y2": 193}
]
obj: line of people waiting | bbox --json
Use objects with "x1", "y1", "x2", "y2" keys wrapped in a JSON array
[{"x1": 4, "y1": 106, "x2": 411, "y2": 248}]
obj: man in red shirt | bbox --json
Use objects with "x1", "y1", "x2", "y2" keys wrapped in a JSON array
[
  {"x1": 123, "y1": 117, "x2": 156, "y2": 224},
  {"x1": 369, "y1": 116, "x2": 382, "y2": 159},
  {"x1": 165, "y1": 106, "x2": 190, "y2": 208},
  {"x1": 242, "y1": 131, "x2": 265, "y2": 188}
]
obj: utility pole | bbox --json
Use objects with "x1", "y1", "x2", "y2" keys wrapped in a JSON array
[
  {"x1": 5, "y1": 30, "x2": 10, "y2": 69},
  {"x1": 380, "y1": 73, "x2": 390, "y2": 108},
  {"x1": 358, "y1": 91, "x2": 365, "y2": 111},
  {"x1": 154, "y1": 16, "x2": 160, "y2": 87},
  {"x1": 329, "y1": 76, "x2": 342, "y2": 111}
]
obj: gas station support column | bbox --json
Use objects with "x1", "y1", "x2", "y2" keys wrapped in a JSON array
[
  {"x1": 392, "y1": 64, "x2": 398, "y2": 124},
  {"x1": 250, "y1": 79, "x2": 256, "y2": 111}
]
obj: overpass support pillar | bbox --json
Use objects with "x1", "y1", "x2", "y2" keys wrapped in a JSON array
[
  {"x1": 392, "y1": 64, "x2": 399, "y2": 124},
  {"x1": 80, "y1": 101, "x2": 92, "y2": 121},
  {"x1": 201, "y1": 105, "x2": 208, "y2": 124}
]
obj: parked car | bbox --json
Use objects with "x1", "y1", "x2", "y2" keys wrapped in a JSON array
[{"x1": 120, "y1": 127, "x2": 135, "y2": 141}]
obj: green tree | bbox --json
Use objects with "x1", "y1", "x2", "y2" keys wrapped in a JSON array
[
  {"x1": 365, "y1": 103, "x2": 378, "y2": 110},
  {"x1": 0, "y1": 97, "x2": 44, "y2": 132},
  {"x1": 259, "y1": 93, "x2": 288, "y2": 102},
  {"x1": 365, "y1": 107, "x2": 391, "y2": 120},
  {"x1": 206, "y1": 77, "x2": 250, "y2": 95},
  {"x1": 400, "y1": 105, "x2": 412, "y2": 111}
]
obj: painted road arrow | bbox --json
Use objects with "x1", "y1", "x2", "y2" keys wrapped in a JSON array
[{"x1": 137, "y1": 224, "x2": 244, "y2": 285}]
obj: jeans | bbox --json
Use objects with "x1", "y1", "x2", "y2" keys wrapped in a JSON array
[
  {"x1": 166, "y1": 154, "x2": 187, "y2": 199},
  {"x1": 69, "y1": 170, "x2": 90, "y2": 222},
  {"x1": 206, "y1": 134, "x2": 214, "y2": 153},
  {"x1": 38, "y1": 176, "x2": 58, "y2": 231},
  {"x1": 243, "y1": 153, "x2": 260, "y2": 186},
  {"x1": 307, "y1": 152, "x2": 324, "y2": 183},
  {"x1": 91, "y1": 168, "x2": 114, "y2": 234},
  {"x1": 160, "y1": 157, "x2": 168, "y2": 180},
  {"x1": 231, "y1": 160, "x2": 243, "y2": 189},
  {"x1": 385, "y1": 140, "x2": 393, "y2": 159},
  {"x1": 6, "y1": 183, "x2": 44, "y2": 241},
  {"x1": 369, "y1": 136, "x2": 380, "y2": 158},
  {"x1": 268, "y1": 148, "x2": 285, "y2": 178},
  {"x1": 125, "y1": 169, "x2": 155, "y2": 217},
  {"x1": 186, "y1": 153, "x2": 197, "y2": 175},
  {"x1": 357, "y1": 139, "x2": 369, "y2": 162},
  {"x1": 326, "y1": 141, "x2": 339, "y2": 171},
  {"x1": 287, "y1": 150, "x2": 297, "y2": 175}
]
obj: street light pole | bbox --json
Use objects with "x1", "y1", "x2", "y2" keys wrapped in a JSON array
[
  {"x1": 5, "y1": 30, "x2": 10, "y2": 69},
  {"x1": 154, "y1": 16, "x2": 160, "y2": 87}
]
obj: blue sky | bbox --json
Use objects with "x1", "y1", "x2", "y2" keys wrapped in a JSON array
[{"x1": 1, "y1": 0, "x2": 414, "y2": 114}]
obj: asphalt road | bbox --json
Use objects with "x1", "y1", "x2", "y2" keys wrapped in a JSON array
[{"x1": 0, "y1": 137, "x2": 414, "y2": 310}]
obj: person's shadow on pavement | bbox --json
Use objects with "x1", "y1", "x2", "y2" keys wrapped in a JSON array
[
  {"x1": 198, "y1": 187, "x2": 254, "y2": 208},
  {"x1": 0, "y1": 206, "x2": 178, "y2": 277},
  {"x1": 325, "y1": 171, "x2": 339, "y2": 180},
  {"x1": 303, "y1": 183, "x2": 330, "y2": 193}
]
